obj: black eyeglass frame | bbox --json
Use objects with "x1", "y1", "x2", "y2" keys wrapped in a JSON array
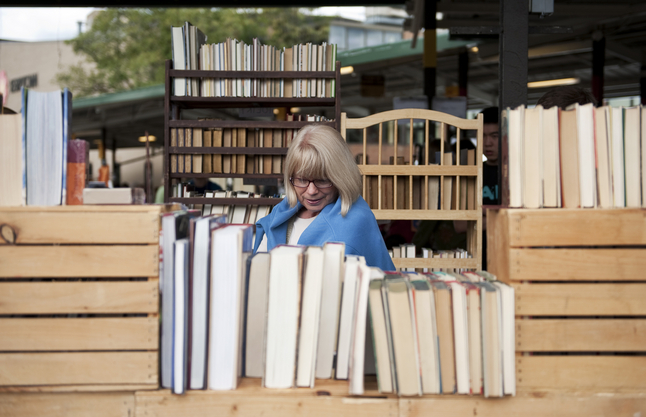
[{"x1": 289, "y1": 177, "x2": 334, "y2": 189}]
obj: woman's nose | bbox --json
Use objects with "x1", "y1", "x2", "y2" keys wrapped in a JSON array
[{"x1": 306, "y1": 182, "x2": 319, "y2": 193}]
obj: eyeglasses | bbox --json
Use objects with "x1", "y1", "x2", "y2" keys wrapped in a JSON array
[{"x1": 290, "y1": 177, "x2": 334, "y2": 189}]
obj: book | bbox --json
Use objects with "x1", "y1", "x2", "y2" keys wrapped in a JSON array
[
  {"x1": 82, "y1": 188, "x2": 144, "y2": 204},
  {"x1": 492, "y1": 280, "x2": 516, "y2": 396},
  {"x1": 188, "y1": 214, "x2": 226, "y2": 389},
  {"x1": 244, "y1": 252, "x2": 271, "y2": 378},
  {"x1": 0, "y1": 113, "x2": 23, "y2": 206},
  {"x1": 594, "y1": 106, "x2": 613, "y2": 208},
  {"x1": 184, "y1": 128, "x2": 193, "y2": 173},
  {"x1": 523, "y1": 106, "x2": 543, "y2": 208},
  {"x1": 507, "y1": 105, "x2": 524, "y2": 208},
  {"x1": 264, "y1": 245, "x2": 305, "y2": 389},
  {"x1": 172, "y1": 238, "x2": 189, "y2": 395},
  {"x1": 575, "y1": 103, "x2": 597, "y2": 208},
  {"x1": 202, "y1": 128, "x2": 212, "y2": 173},
  {"x1": 315, "y1": 242, "x2": 345, "y2": 379},
  {"x1": 461, "y1": 280, "x2": 483, "y2": 394},
  {"x1": 384, "y1": 276, "x2": 422, "y2": 396},
  {"x1": 409, "y1": 276, "x2": 441, "y2": 394},
  {"x1": 295, "y1": 246, "x2": 325, "y2": 387},
  {"x1": 430, "y1": 278, "x2": 456, "y2": 394},
  {"x1": 24, "y1": 88, "x2": 68, "y2": 206},
  {"x1": 349, "y1": 263, "x2": 378, "y2": 395},
  {"x1": 479, "y1": 281, "x2": 503, "y2": 397},
  {"x1": 237, "y1": 127, "x2": 246, "y2": 174},
  {"x1": 171, "y1": 25, "x2": 186, "y2": 96},
  {"x1": 212, "y1": 128, "x2": 223, "y2": 174},
  {"x1": 208, "y1": 224, "x2": 253, "y2": 390},
  {"x1": 193, "y1": 128, "x2": 203, "y2": 174},
  {"x1": 610, "y1": 106, "x2": 626, "y2": 207},
  {"x1": 624, "y1": 106, "x2": 642, "y2": 207},
  {"x1": 442, "y1": 153, "x2": 453, "y2": 210},
  {"x1": 160, "y1": 211, "x2": 194, "y2": 389},
  {"x1": 335, "y1": 255, "x2": 363, "y2": 380},
  {"x1": 559, "y1": 107, "x2": 580, "y2": 208},
  {"x1": 66, "y1": 139, "x2": 88, "y2": 205},
  {"x1": 642, "y1": 107, "x2": 646, "y2": 208},
  {"x1": 368, "y1": 278, "x2": 394, "y2": 393}
]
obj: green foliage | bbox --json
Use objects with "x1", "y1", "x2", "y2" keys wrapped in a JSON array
[{"x1": 56, "y1": 8, "x2": 332, "y2": 97}]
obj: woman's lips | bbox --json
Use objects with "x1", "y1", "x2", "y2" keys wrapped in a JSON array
[{"x1": 306, "y1": 198, "x2": 322, "y2": 205}]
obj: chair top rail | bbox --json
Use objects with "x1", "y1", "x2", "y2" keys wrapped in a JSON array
[{"x1": 342, "y1": 108, "x2": 482, "y2": 131}]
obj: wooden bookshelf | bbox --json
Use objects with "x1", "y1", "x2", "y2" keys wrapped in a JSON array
[
  {"x1": 488, "y1": 208, "x2": 646, "y2": 393},
  {"x1": 163, "y1": 60, "x2": 341, "y2": 206},
  {"x1": 341, "y1": 109, "x2": 484, "y2": 272}
]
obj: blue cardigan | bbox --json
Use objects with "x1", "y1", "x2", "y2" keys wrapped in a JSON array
[{"x1": 254, "y1": 195, "x2": 395, "y2": 271}]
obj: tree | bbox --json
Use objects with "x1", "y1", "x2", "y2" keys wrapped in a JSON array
[{"x1": 56, "y1": 8, "x2": 332, "y2": 97}]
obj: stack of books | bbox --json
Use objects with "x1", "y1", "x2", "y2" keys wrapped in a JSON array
[
  {"x1": 504, "y1": 103, "x2": 646, "y2": 209},
  {"x1": 159, "y1": 209, "x2": 515, "y2": 397}
]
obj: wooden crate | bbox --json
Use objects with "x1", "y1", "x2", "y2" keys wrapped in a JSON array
[
  {"x1": 488, "y1": 208, "x2": 646, "y2": 393},
  {"x1": 0, "y1": 206, "x2": 162, "y2": 392}
]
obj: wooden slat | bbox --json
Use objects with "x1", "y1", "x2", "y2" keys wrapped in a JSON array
[
  {"x1": 136, "y1": 385, "x2": 398, "y2": 417},
  {"x1": 372, "y1": 210, "x2": 479, "y2": 221},
  {"x1": 0, "y1": 317, "x2": 158, "y2": 351},
  {"x1": 0, "y1": 392, "x2": 135, "y2": 417},
  {"x1": 514, "y1": 283, "x2": 646, "y2": 316},
  {"x1": 508, "y1": 248, "x2": 646, "y2": 281},
  {"x1": 487, "y1": 208, "x2": 511, "y2": 282},
  {"x1": 0, "y1": 280, "x2": 158, "y2": 314},
  {"x1": 0, "y1": 351, "x2": 158, "y2": 386},
  {"x1": 402, "y1": 393, "x2": 646, "y2": 417},
  {"x1": 358, "y1": 165, "x2": 477, "y2": 176},
  {"x1": 516, "y1": 355, "x2": 646, "y2": 392},
  {"x1": 0, "y1": 245, "x2": 158, "y2": 278},
  {"x1": 0, "y1": 206, "x2": 162, "y2": 245},
  {"x1": 516, "y1": 319, "x2": 646, "y2": 351},
  {"x1": 501, "y1": 208, "x2": 646, "y2": 247},
  {"x1": 0, "y1": 384, "x2": 157, "y2": 393}
]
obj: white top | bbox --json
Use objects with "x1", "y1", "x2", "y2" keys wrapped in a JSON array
[{"x1": 257, "y1": 215, "x2": 317, "y2": 252}]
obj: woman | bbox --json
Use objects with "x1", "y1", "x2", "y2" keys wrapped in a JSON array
[{"x1": 254, "y1": 124, "x2": 395, "y2": 271}]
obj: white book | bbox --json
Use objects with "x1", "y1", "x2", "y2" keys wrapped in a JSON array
[
  {"x1": 295, "y1": 246, "x2": 325, "y2": 387},
  {"x1": 245, "y1": 252, "x2": 271, "y2": 378},
  {"x1": 409, "y1": 275, "x2": 441, "y2": 394},
  {"x1": 171, "y1": 26, "x2": 186, "y2": 96},
  {"x1": 25, "y1": 89, "x2": 64, "y2": 206},
  {"x1": 264, "y1": 245, "x2": 305, "y2": 389},
  {"x1": 492, "y1": 281, "x2": 516, "y2": 396},
  {"x1": 611, "y1": 106, "x2": 626, "y2": 207},
  {"x1": 624, "y1": 106, "x2": 642, "y2": 207},
  {"x1": 172, "y1": 238, "x2": 189, "y2": 395},
  {"x1": 0, "y1": 114, "x2": 23, "y2": 207},
  {"x1": 542, "y1": 105, "x2": 560, "y2": 207},
  {"x1": 348, "y1": 262, "x2": 376, "y2": 395},
  {"x1": 335, "y1": 255, "x2": 362, "y2": 380},
  {"x1": 315, "y1": 242, "x2": 345, "y2": 379},
  {"x1": 523, "y1": 106, "x2": 543, "y2": 208},
  {"x1": 189, "y1": 215, "x2": 226, "y2": 389},
  {"x1": 208, "y1": 224, "x2": 253, "y2": 390},
  {"x1": 576, "y1": 103, "x2": 597, "y2": 208},
  {"x1": 507, "y1": 105, "x2": 525, "y2": 208},
  {"x1": 422, "y1": 248, "x2": 432, "y2": 273},
  {"x1": 440, "y1": 275, "x2": 470, "y2": 395}
]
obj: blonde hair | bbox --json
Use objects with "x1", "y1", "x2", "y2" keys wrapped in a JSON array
[{"x1": 284, "y1": 124, "x2": 362, "y2": 216}]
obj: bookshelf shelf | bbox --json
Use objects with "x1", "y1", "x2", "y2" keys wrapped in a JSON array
[
  {"x1": 341, "y1": 109, "x2": 484, "y2": 272},
  {"x1": 163, "y1": 59, "x2": 341, "y2": 205}
]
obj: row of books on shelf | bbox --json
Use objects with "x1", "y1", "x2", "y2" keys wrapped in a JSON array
[
  {"x1": 160, "y1": 210, "x2": 514, "y2": 397},
  {"x1": 0, "y1": 88, "x2": 75, "y2": 207},
  {"x1": 506, "y1": 103, "x2": 646, "y2": 209},
  {"x1": 171, "y1": 22, "x2": 337, "y2": 98},
  {"x1": 173, "y1": 186, "x2": 276, "y2": 224},
  {"x1": 170, "y1": 114, "x2": 330, "y2": 175},
  {"x1": 391, "y1": 245, "x2": 471, "y2": 272}
]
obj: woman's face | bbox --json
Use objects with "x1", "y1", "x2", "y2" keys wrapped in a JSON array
[{"x1": 292, "y1": 177, "x2": 339, "y2": 218}]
